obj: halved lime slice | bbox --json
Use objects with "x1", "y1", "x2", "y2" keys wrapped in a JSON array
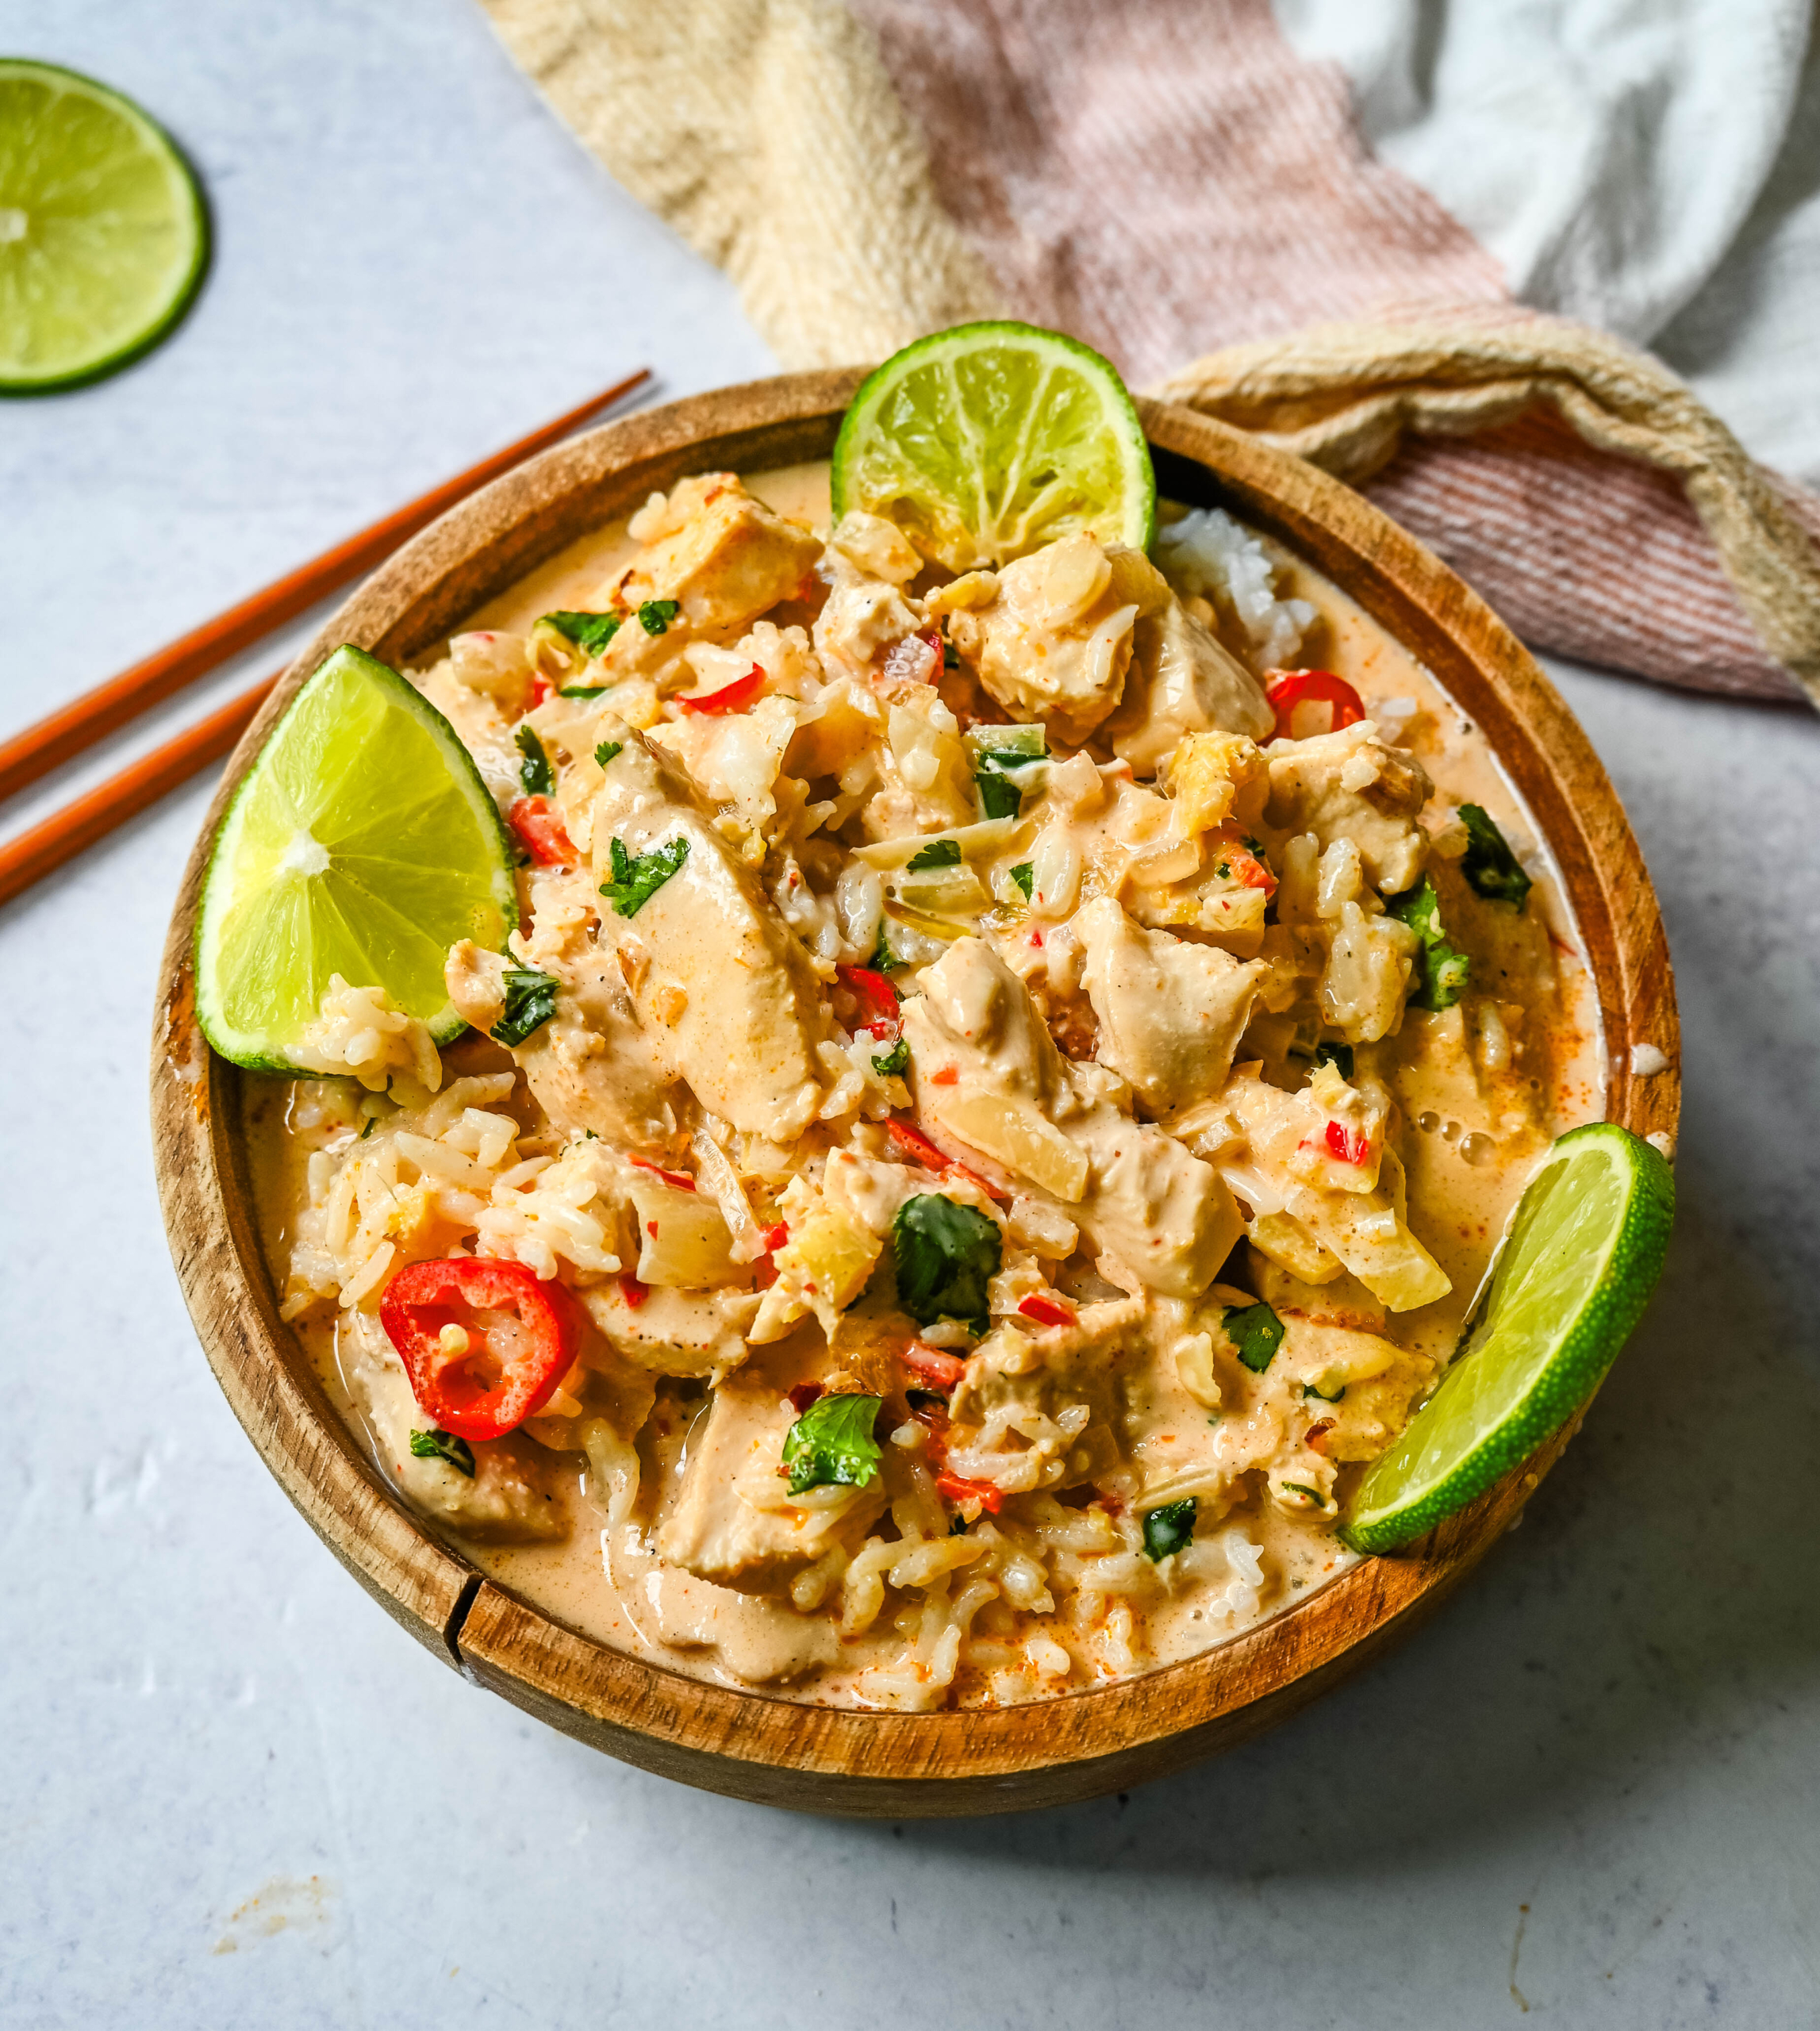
[
  {"x1": 831, "y1": 321, "x2": 1155, "y2": 571},
  {"x1": 0, "y1": 60, "x2": 208, "y2": 394},
  {"x1": 1341, "y1": 1123, "x2": 1674, "y2": 1553},
  {"x1": 195, "y1": 646, "x2": 517, "y2": 1070}
]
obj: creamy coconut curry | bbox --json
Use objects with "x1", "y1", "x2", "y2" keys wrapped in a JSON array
[{"x1": 248, "y1": 461, "x2": 1602, "y2": 1710}]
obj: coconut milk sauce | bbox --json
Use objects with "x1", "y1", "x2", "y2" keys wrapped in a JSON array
[{"x1": 247, "y1": 464, "x2": 1604, "y2": 1703}]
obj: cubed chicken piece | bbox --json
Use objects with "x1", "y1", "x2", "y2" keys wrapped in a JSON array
[
  {"x1": 616, "y1": 473, "x2": 821, "y2": 639},
  {"x1": 1162, "y1": 730, "x2": 1270, "y2": 837},
  {"x1": 445, "y1": 923, "x2": 680, "y2": 1152},
  {"x1": 812, "y1": 511, "x2": 927, "y2": 677},
  {"x1": 1102, "y1": 599, "x2": 1274, "y2": 773},
  {"x1": 1073, "y1": 896, "x2": 1265, "y2": 1120},
  {"x1": 904, "y1": 938, "x2": 1242, "y2": 1299},
  {"x1": 580, "y1": 1281, "x2": 759, "y2": 1380},
  {"x1": 655, "y1": 1378, "x2": 885, "y2": 1592},
  {"x1": 1265, "y1": 720, "x2": 1433, "y2": 898},
  {"x1": 582, "y1": 725, "x2": 835, "y2": 1141},
  {"x1": 946, "y1": 536, "x2": 1170, "y2": 747}
]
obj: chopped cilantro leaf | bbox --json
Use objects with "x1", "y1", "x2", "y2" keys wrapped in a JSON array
[
  {"x1": 783, "y1": 1392, "x2": 882, "y2": 1495},
  {"x1": 637, "y1": 598, "x2": 680, "y2": 636},
  {"x1": 893, "y1": 1192, "x2": 1001, "y2": 1334},
  {"x1": 870, "y1": 921, "x2": 900, "y2": 971},
  {"x1": 594, "y1": 739, "x2": 624, "y2": 767},
  {"x1": 491, "y1": 965, "x2": 559, "y2": 1046},
  {"x1": 541, "y1": 609, "x2": 622, "y2": 655},
  {"x1": 1313, "y1": 1040, "x2": 1354, "y2": 1081},
  {"x1": 1008, "y1": 862, "x2": 1034, "y2": 901},
  {"x1": 906, "y1": 837, "x2": 962, "y2": 873},
  {"x1": 515, "y1": 725, "x2": 555, "y2": 796},
  {"x1": 1142, "y1": 1498, "x2": 1196, "y2": 1561},
  {"x1": 872, "y1": 1037, "x2": 911, "y2": 1078},
  {"x1": 409, "y1": 1428, "x2": 476, "y2": 1477},
  {"x1": 976, "y1": 768, "x2": 1023, "y2": 820},
  {"x1": 599, "y1": 835, "x2": 689, "y2": 918},
  {"x1": 1386, "y1": 877, "x2": 1469, "y2": 1010},
  {"x1": 561, "y1": 684, "x2": 609, "y2": 700},
  {"x1": 1457, "y1": 803, "x2": 1533, "y2": 911},
  {"x1": 1223, "y1": 1300, "x2": 1285, "y2": 1374}
]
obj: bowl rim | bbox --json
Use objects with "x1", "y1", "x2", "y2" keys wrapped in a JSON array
[{"x1": 151, "y1": 368, "x2": 1679, "y2": 1817}]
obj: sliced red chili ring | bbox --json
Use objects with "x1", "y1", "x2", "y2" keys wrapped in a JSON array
[
  {"x1": 506, "y1": 795, "x2": 578, "y2": 867},
  {"x1": 835, "y1": 963, "x2": 900, "y2": 1030},
  {"x1": 1265, "y1": 669, "x2": 1367, "y2": 743},
  {"x1": 628, "y1": 1154, "x2": 696, "y2": 1191},
  {"x1": 1017, "y1": 1293, "x2": 1075, "y2": 1328},
  {"x1": 679, "y1": 663, "x2": 765, "y2": 714},
  {"x1": 380, "y1": 1255, "x2": 586, "y2": 1442}
]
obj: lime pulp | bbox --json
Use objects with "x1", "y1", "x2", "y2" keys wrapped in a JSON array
[
  {"x1": 831, "y1": 320, "x2": 1155, "y2": 571},
  {"x1": 0, "y1": 59, "x2": 208, "y2": 394},
  {"x1": 194, "y1": 646, "x2": 517, "y2": 1070}
]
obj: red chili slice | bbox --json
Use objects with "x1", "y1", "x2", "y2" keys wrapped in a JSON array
[
  {"x1": 935, "y1": 1469, "x2": 1004, "y2": 1515},
  {"x1": 788, "y1": 1381, "x2": 824, "y2": 1414},
  {"x1": 762, "y1": 1221, "x2": 789, "y2": 1253},
  {"x1": 679, "y1": 663, "x2": 764, "y2": 715},
  {"x1": 1265, "y1": 669, "x2": 1367, "y2": 743},
  {"x1": 629, "y1": 1154, "x2": 696, "y2": 1191},
  {"x1": 1017, "y1": 1293, "x2": 1076, "y2": 1328},
  {"x1": 835, "y1": 964, "x2": 900, "y2": 1030},
  {"x1": 885, "y1": 1117, "x2": 1008, "y2": 1204},
  {"x1": 381, "y1": 1256, "x2": 585, "y2": 1442},
  {"x1": 620, "y1": 1273, "x2": 649, "y2": 1311},
  {"x1": 529, "y1": 672, "x2": 555, "y2": 708},
  {"x1": 903, "y1": 1339, "x2": 967, "y2": 1389},
  {"x1": 1324, "y1": 1119, "x2": 1369, "y2": 1165},
  {"x1": 507, "y1": 795, "x2": 577, "y2": 867},
  {"x1": 1230, "y1": 844, "x2": 1277, "y2": 896}
]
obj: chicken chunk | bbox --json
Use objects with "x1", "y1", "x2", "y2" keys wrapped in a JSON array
[
  {"x1": 1073, "y1": 896, "x2": 1265, "y2": 1119},
  {"x1": 578, "y1": 724, "x2": 836, "y2": 1141},
  {"x1": 1101, "y1": 597, "x2": 1275, "y2": 773},
  {"x1": 946, "y1": 536, "x2": 1171, "y2": 747},
  {"x1": 1264, "y1": 720, "x2": 1434, "y2": 898},
  {"x1": 903, "y1": 937, "x2": 1242, "y2": 1299},
  {"x1": 616, "y1": 473, "x2": 821, "y2": 639}
]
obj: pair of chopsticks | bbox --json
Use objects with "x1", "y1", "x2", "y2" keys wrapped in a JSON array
[{"x1": 0, "y1": 367, "x2": 652, "y2": 911}]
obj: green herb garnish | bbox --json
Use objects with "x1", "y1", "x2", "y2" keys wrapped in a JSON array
[
  {"x1": 1142, "y1": 1498, "x2": 1196, "y2": 1561},
  {"x1": 782, "y1": 1392, "x2": 883, "y2": 1495},
  {"x1": 1008, "y1": 862, "x2": 1034, "y2": 902},
  {"x1": 599, "y1": 835, "x2": 689, "y2": 918},
  {"x1": 1457, "y1": 803, "x2": 1533, "y2": 911},
  {"x1": 491, "y1": 965, "x2": 559, "y2": 1046},
  {"x1": 1302, "y1": 1380, "x2": 1346, "y2": 1403},
  {"x1": 969, "y1": 726, "x2": 1046, "y2": 823},
  {"x1": 637, "y1": 598, "x2": 681, "y2": 636},
  {"x1": 541, "y1": 609, "x2": 623, "y2": 655},
  {"x1": 906, "y1": 837, "x2": 962, "y2": 873},
  {"x1": 1386, "y1": 877, "x2": 1470, "y2": 1011},
  {"x1": 976, "y1": 769, "x2": 1023, "y2": 821},
  {"x1": 515, "y1": 725, "x2": 555, "y2": 797},
  {"x1": 561, "y1": 685, "x2": 609, "y2": 701},
  {"x1": 1223, "y1": 1301, "x2": 1285, "y2": 1374},
  {"x1": 870, "y1": 921, "x2": 900, "y2": 972},
  {"x1": 1313, "y1": 1040, "x2": 1354, "y2": 1081},
  {"x1": 409, "y1": 1428, "x2": 476, "y2": 1477},
  {"x1": 872, "y1": 1038, "x2": 911, "y2": 1077},
  {"x1": 594, "y1": 739, "x2": 624, "y2": 767},
  {"x1": 893, "y1": 1193, "x2": 1001, "y2": 1335}
]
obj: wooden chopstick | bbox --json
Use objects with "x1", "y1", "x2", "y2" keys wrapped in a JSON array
[
  {"x1": 0, "y1": 672, "x2": 276, "y2": 910},
  {"x1": 0, "y1": 366, "x2": 651, "y2": 805}
]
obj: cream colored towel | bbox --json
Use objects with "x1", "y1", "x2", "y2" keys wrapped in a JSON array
[{"x1": 478, "y1": 0, "x2": 1820, "y2": 710}]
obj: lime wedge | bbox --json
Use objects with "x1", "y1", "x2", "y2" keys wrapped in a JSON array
[
  {"x1": 0, "y1": 60, "x2": 208, "y2": 394},
  {"x1": 831, "y1": 321, "x2": 1155, "y2": 571},
  {"x1": 195, "y1": 646, "x2": 517, "y2": 1070},
  {"x1": 1341, "y1": 1123, "x2": 1674, "y2": 1553}
]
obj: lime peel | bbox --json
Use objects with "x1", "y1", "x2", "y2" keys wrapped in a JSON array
[
  {"x1": 194, "y1": 646, "x2": 517, "y2": 1071},
  {"x1": 1341, "y1": 1122, "x2": 1674, "y2": 1553}
]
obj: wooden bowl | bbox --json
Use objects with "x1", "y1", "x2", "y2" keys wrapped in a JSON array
[{"x1": 152, "y1": 370, "x2": 1679, "y2": 1817}]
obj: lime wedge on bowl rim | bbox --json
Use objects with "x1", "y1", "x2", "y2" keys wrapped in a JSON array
[
  {"x1": 831, "y1": 320, "x2": 1155, "y2": 571},
  {"x1": 195, "y1": 646, "x2": 517, "y2": 1070},
  {"x1": 1342, "y1": 1122, "x2": 1673, "y2": 1553},
  {"x1": 0, "y1": 59, "x2": 208, "y2": 394}
]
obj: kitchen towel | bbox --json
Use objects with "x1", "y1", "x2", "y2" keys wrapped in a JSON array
[{"x1": 478, "y1": 0, "x2": 1820, "y2": 708}]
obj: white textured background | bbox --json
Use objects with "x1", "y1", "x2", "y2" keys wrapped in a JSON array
[{"x1": 3, "y1": 4, "x2": 1818, "y2": 2026}]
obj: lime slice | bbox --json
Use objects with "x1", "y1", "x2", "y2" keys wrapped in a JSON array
[
  {"x1": 195, "y1": 646, "x2": 518, "y2": 1070},
  {"x1": 0, "y1": 60, "x2": 208, "y2": 394},
  {"x1": 831, "y1": 321, "x2": 1156, "y2": 571},
  {"x1": 1341, "y1": 1123, "x2": 1674, "y2": 1553}
]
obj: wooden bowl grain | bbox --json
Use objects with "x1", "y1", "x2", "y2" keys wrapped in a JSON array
[{"x1": 152, "y1": 370, "x2": 1679, "y2": 1817}]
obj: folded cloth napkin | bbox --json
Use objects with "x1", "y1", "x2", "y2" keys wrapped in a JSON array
[{"x1": 479, "y1": 0, "x2": 1820, "y2": 709}]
